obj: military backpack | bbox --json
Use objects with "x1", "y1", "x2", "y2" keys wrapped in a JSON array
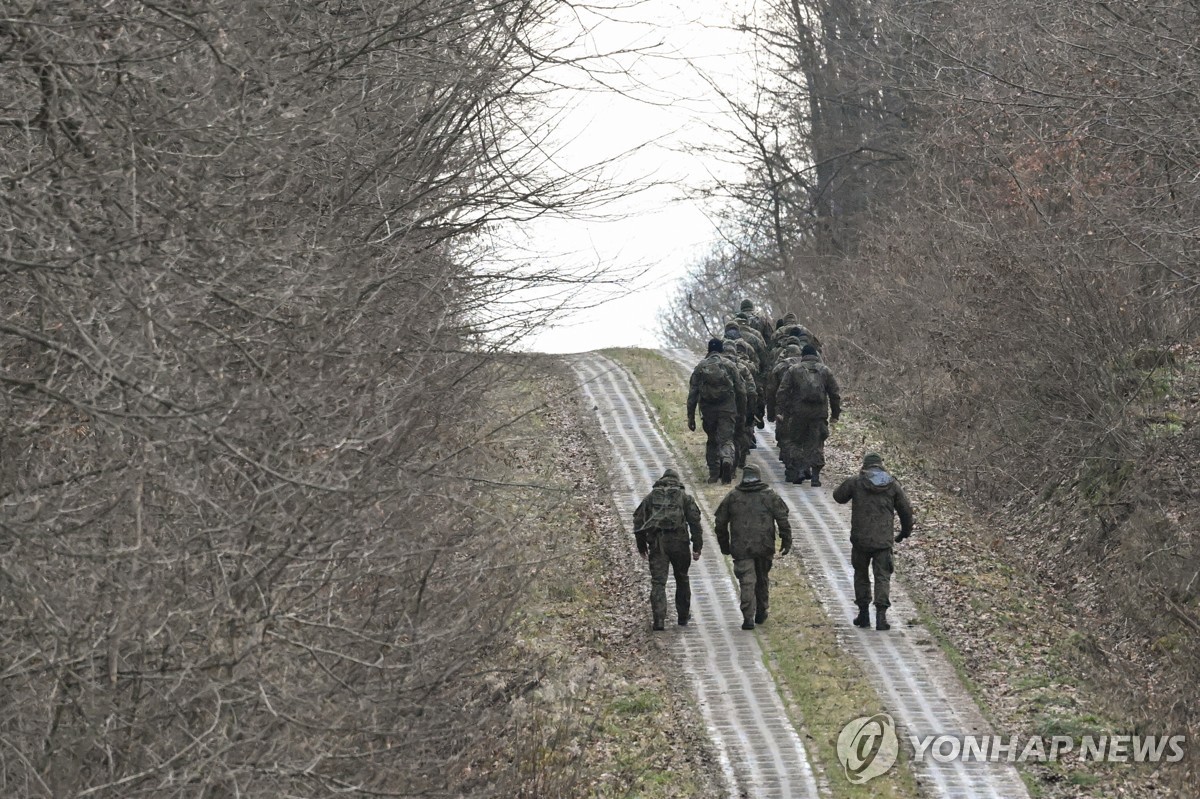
[
  {"x1": 642, "y1": 484, "x2": 686, "y2": 532},
  {"x1": 695, "y1": 357, "x2": 735, "y2": 403},
  {"x1": 787, "y1": 361, "x2": 826, "y2": 403}
]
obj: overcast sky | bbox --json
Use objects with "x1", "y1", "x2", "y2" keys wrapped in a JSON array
[{"x1": 508, "y1": 0, "x2": 755, "y2": 354}]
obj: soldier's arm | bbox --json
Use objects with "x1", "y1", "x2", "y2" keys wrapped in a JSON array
[
  {"x1": 770, "y1": 491, "x2": 792, "y2": 551},
  {"x1": 765, "y1": 371, "x2": 779, "y2": 420},
  {"x1": 825, "y1": 368, "x2": 842, "y2": 421},
  {"x1": 687, "y1": 370, "x2": 700, "y2": 420},
  {"x1": 714, "y1": 496, "x2": 731, "y2": 554},
  {"x1": 894, "y1": 483, "x2": 914, "y2": 536},
  {"x1": 633, "y1": 497, "x2": 651, "y2": 552},
  {"x1": 832, "y1": 478, "x2": 855, "y2": 504},
  {"x1": 729, "y1": 363, "x2": 747, "y2": 419},
  {"x1": 685, "y1": 494, "x2": 703, "y2": 552}
]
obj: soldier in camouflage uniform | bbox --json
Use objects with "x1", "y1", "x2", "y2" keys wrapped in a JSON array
[
  {"x1": 773, "y1": 323, "x2": 821, "y2": 355},
  {"x1": 765, "y1": 343, "x2": 804, "y2": 461},
  {"x1": 776, "y1": 344, "x2": 841, "y2": 486},
  {"x1": 721, "y1": 338, "x2": 760, "y2": 468},
  {"x1": 688, "y1": 338, "x2": 746, "y2": 484},
  {"x1": 715, "y1": 465, "x2": 792, "y2": 630},
  {"x1": 726, "y1": 318, "x2": 769, "y2": 379},
  {"x1": 832, "y1": 452, "x2": 914, "y2": 631},
  {"x1": 634, "y1": 468, "x2": 704, "y2": 630},
  {"x1": 738, "y1": 299, "x2": 774, "y2": 343}
]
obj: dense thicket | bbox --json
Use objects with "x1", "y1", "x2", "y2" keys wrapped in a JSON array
[
  {"x1": 665, "y1": 0, "x2": 1199, "y2": 754},
  {"x1": 0, "y1": 2, "x2": 595, "y2": 796}
]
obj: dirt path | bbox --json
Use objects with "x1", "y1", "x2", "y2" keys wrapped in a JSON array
[{"x1": 571, "y1": 353, "x2": 822, "y2": 798}]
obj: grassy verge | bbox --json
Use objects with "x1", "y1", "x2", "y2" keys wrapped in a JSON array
[{"x1": 605, "y1": 347, "x2": 922, "y2": 799}]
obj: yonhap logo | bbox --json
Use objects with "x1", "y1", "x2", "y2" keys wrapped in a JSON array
[{"x1": 837, "y1": 713, "x2": 899, "y2": 784}]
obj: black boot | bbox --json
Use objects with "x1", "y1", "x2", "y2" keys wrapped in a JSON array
[
  {"x1": 720, "y1": 460, "x2": 733, "y2": 484},
  {"x1": 875, "y1": 607, "x2": 890, "y2": 631},
  {"x1": 810, "y1": 466, "x2": 822, "y2": 487},
  {"x1": 794, "y1": 468, "x2": 809, "y2": 485},
  {"x1": 678, "y1": 609, "x2": 690, "y2": 626},
  {"x1": 741, "y1": 619, "x2": 755, "y2": 631},
  {"x1": 755, "y1": 608, "x2": 768, "y2": 625},
  {"x1": 652, "y1": 616, "x2": 665, "y2": 631},
  {"x1": 853, "y1": 604, "x2": 871, "y2": 628},
  {"x1": 784, "y1": 465, "x2": 798, "y2": 483}
]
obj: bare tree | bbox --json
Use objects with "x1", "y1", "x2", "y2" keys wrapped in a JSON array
[{"x1": 0, "y1": 2, "x2": 627, "y2": 796}]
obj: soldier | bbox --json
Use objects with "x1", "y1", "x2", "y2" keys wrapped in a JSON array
[
  {"x1": 738, "y1": 298, "x2": 774, "y2": 343},
  {"x1": 775, "y1": 344, "x2": 841, "y2": 485},
  {"x1": 715, "y1": 465, "x2": 792, "y2": 630},
  {"x1": 765, "y1": 343, "x2": 804, "y2": 460},
  {"x1": 633, "y1": 468, "x2": 704, "y2": 630},
  {"x1": 832, "y1": 452, "x2": 914, "y2": 631},
  {"x1": 726, "y1": 318, "x2": 768, "y2": 378},
  {"x1": 688, "y1": 338, "x2": 746, "y2": 483},
  {"x1": 720, "y1": 338, "x2": 760, "y2": 468},
  {"x1": 773, "y1": 322, "x2": 822, "y2": 354}
]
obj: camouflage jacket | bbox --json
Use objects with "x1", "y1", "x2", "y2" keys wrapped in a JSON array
[
  {"x1": 832, "y1": 468, "x2": 914, "y2": 551},
  {"x1": 715, "y1": 479, "x2": 792, "y2": 559}
]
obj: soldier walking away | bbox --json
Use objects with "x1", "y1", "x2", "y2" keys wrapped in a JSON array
[
  {"x1": 688, "y1": 339, "x2": 746, "y2": 484},
  {"x1": 832, "y1": 452, "x2": 914, "y2": 631},
  {"x1": 775, "y1": 344, "x2": 841, "y2": 486},
  {"x1": 633, "y1": 468, "x2": 704, "y2": 630},
  {"x1": 715, "y1": 465, "x2": 792, "y2": 630},
  {"x1": 738, "y1": 298, "x2": 774, "y2": 343},
  {"x1": 720, "y1": 337, "x2": 760, "y2": 469}
]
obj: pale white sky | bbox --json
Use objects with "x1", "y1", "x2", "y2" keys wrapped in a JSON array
[{"x1": 507, "y1": 0, "x2": 756, "y2": 353}]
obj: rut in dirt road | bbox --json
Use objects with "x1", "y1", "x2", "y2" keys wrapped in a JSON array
[
  {"x1": 571, "y1": 353, "x2": 821, "y2": 799},
  {"x1": 661, "y1": 348, "x2": 1032, "y2": 799}
]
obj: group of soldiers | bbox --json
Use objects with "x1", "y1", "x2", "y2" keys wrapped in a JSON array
[
  {"x1": 632, "y1": 299, "x2": 914, "y2": 633},
  {"x1": 685, "y1": 300, "x2": 840, "y2": 486}
]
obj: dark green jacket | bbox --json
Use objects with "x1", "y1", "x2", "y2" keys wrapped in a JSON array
[
  {"x1": 832, "y1": 468, "x2": 914, "y2": 551},
  {"x1": 715, "y1": 480, "x2": 791, "y2": 559}
]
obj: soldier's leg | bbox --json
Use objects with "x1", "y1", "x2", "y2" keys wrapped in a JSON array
[
  {"x1": 667, "y1": 537, "x2": 693, "y2": 624},
  {"x1": 701, "y1": 411, "x2": 720, "y2": 480},
  {"x1": 810, "y1": 418, "x2": 830, "y2": 486},
  {"x1": 851, "y1": 546, "x2": 873, "y2": 607},
  {"x1": 872, "y1": 549, "x2": 893, "y2": 610},
  {"x1": 716, "y1": 411, "x2": 737, "y2": 483},
  {"x1": 648, "y1": 546, "x2": 670, "y2": 629},
  {"x1": 754, "y1": 555, "x2": 773, "y2": 623},
  {"x1": 786, "y1": 418, "x2": 811, "y2": 483},
  {"x1": 873, "y1": 549, "x2": 894, "y2": 630},
  {"x1": 775, "y1": 415, "x2": 790, "y2": 462},
  {"x1": 733, "y1": 558, "x2": 757, "y2": 628}
]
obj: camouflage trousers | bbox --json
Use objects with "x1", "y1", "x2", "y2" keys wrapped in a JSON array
[
  {"x1": 700, "y1": 406, "x2": 737, "y2": 477},
  {"x1": 851, "y1": 545, "x2": 893, "y2": 609},
  {"x1": 648, "y1": 532, "x2": 694, "y2": 623},
  {"x1": 733, "y1": 556, "x2": 773, "y2": 624},
  {"x1": 782, "y1": 413, "x2": 829, "y2": 474},
  {"x1": 736, "y1": 416, "x2": 755, "y2": 467}
]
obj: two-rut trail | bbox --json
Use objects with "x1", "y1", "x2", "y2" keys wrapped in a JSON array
[{"x1": 571, "y1": 351, "x2": 1030, "y2": 799}]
